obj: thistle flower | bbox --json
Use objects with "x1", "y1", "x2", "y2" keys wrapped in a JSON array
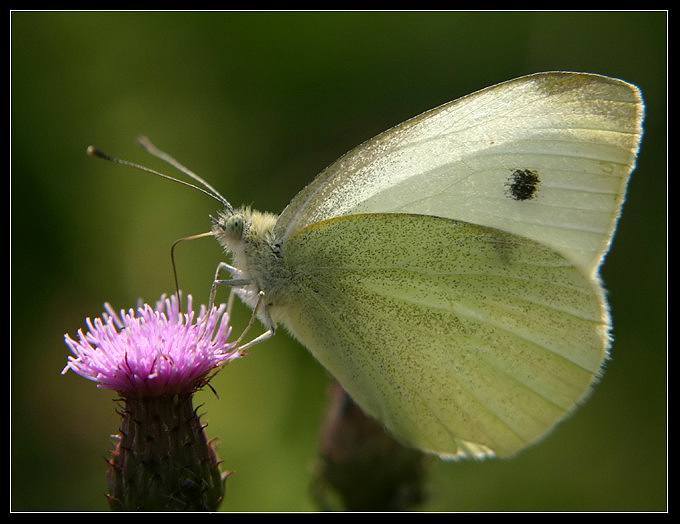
[
  {"x1": 62, "y1": 294, "x2": 239, "y2": 396},
  {"x1": 62, "y1": 294, "x2": 241, "y2": 511}
]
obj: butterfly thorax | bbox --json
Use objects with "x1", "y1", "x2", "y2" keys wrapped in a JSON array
[{"x1": 212, "y1": 206, "x2": 292, "y2": 310}]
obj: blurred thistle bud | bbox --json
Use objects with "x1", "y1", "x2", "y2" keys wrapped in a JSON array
[{"x1": 311, "y1": 381, "x2": 430, "y2": 511}]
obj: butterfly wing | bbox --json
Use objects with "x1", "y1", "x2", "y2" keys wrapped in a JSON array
[
  {"x1": 275, "y1": 213, "x2": 609, "y2": 458},
  {"x1": 274, "y1": 72, "x2": 644, "y2": 276}
]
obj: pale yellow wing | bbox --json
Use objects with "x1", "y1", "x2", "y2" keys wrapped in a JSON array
[
  {"x1": 274, "y1": 72, "x2": 643, "y2": 276},
  {"x1": 274, "y1": 213, "x2": 609, "y2": 458}
]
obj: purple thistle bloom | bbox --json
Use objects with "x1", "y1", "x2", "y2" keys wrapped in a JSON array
[
  {"x1": 62, "y1": 294, "x2": 241, "y2": 397},
  {"x1": 63, "y1": 294, "x2": 240, "y2": 510}
]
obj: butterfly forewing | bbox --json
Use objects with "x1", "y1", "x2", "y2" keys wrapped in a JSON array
[{"x1": 274, "y1": 72, "x2": 644, "y2": 276}]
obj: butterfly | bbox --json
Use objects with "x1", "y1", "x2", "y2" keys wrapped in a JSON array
[{"x1": 90, "y1": 72, "x2": 644, "y2": 459}]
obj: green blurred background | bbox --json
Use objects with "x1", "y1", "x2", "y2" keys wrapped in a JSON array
[{"x1": 11, "y1": 12, "x2": 666, "y2": 511}]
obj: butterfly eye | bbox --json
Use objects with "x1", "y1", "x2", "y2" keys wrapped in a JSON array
[{"x1": 225, "y1": 215, "x2": 244, "y2": 239}]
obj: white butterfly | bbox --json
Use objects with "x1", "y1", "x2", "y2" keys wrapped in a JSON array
[{"x1": 93, "y1": 72, "x2": 645, "y2": 459}]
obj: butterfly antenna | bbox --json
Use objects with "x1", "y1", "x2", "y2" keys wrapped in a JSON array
[
  {"x1": 136, "y1": 136, "x2": 233, "y2": 212},
  {"x1": 87, "y1": 140, "x2": 231, "y2": 312},
  {"x1": 86, "y1": 144, "x2": 232, "y2": 210}
]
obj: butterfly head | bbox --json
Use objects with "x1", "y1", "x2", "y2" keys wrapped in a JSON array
[{"x1": 211, "y1": 207, "x2": 278, "y2": 255}]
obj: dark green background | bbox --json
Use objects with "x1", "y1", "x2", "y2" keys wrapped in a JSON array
[{"x1": 11, "y1": 12, "x2": 666, "y2": 511}]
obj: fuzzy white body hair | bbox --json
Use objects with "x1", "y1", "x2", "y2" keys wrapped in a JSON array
[{"x1": 211, "y1": 206, "x2": 294, "y2": 323}]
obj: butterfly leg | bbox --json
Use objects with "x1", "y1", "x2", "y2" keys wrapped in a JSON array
[
  {"x1": 209, "y1": 261, "x2": 250, "y2": 311},
  {"x1": 232, "y1": 291, "x2": 276, "y2": 353},
  {"x1": 208, "y1": 262, "x2": 275, "y2": 353}
]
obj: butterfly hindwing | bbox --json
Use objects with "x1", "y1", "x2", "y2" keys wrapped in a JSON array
[{"x1": 274, "y1": 213, "x2": 608, "y2": 458}]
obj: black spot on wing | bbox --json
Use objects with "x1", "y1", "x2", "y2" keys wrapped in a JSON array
[{"x1": 505, "y1": 169, "x2": 540, "y2": 201}]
